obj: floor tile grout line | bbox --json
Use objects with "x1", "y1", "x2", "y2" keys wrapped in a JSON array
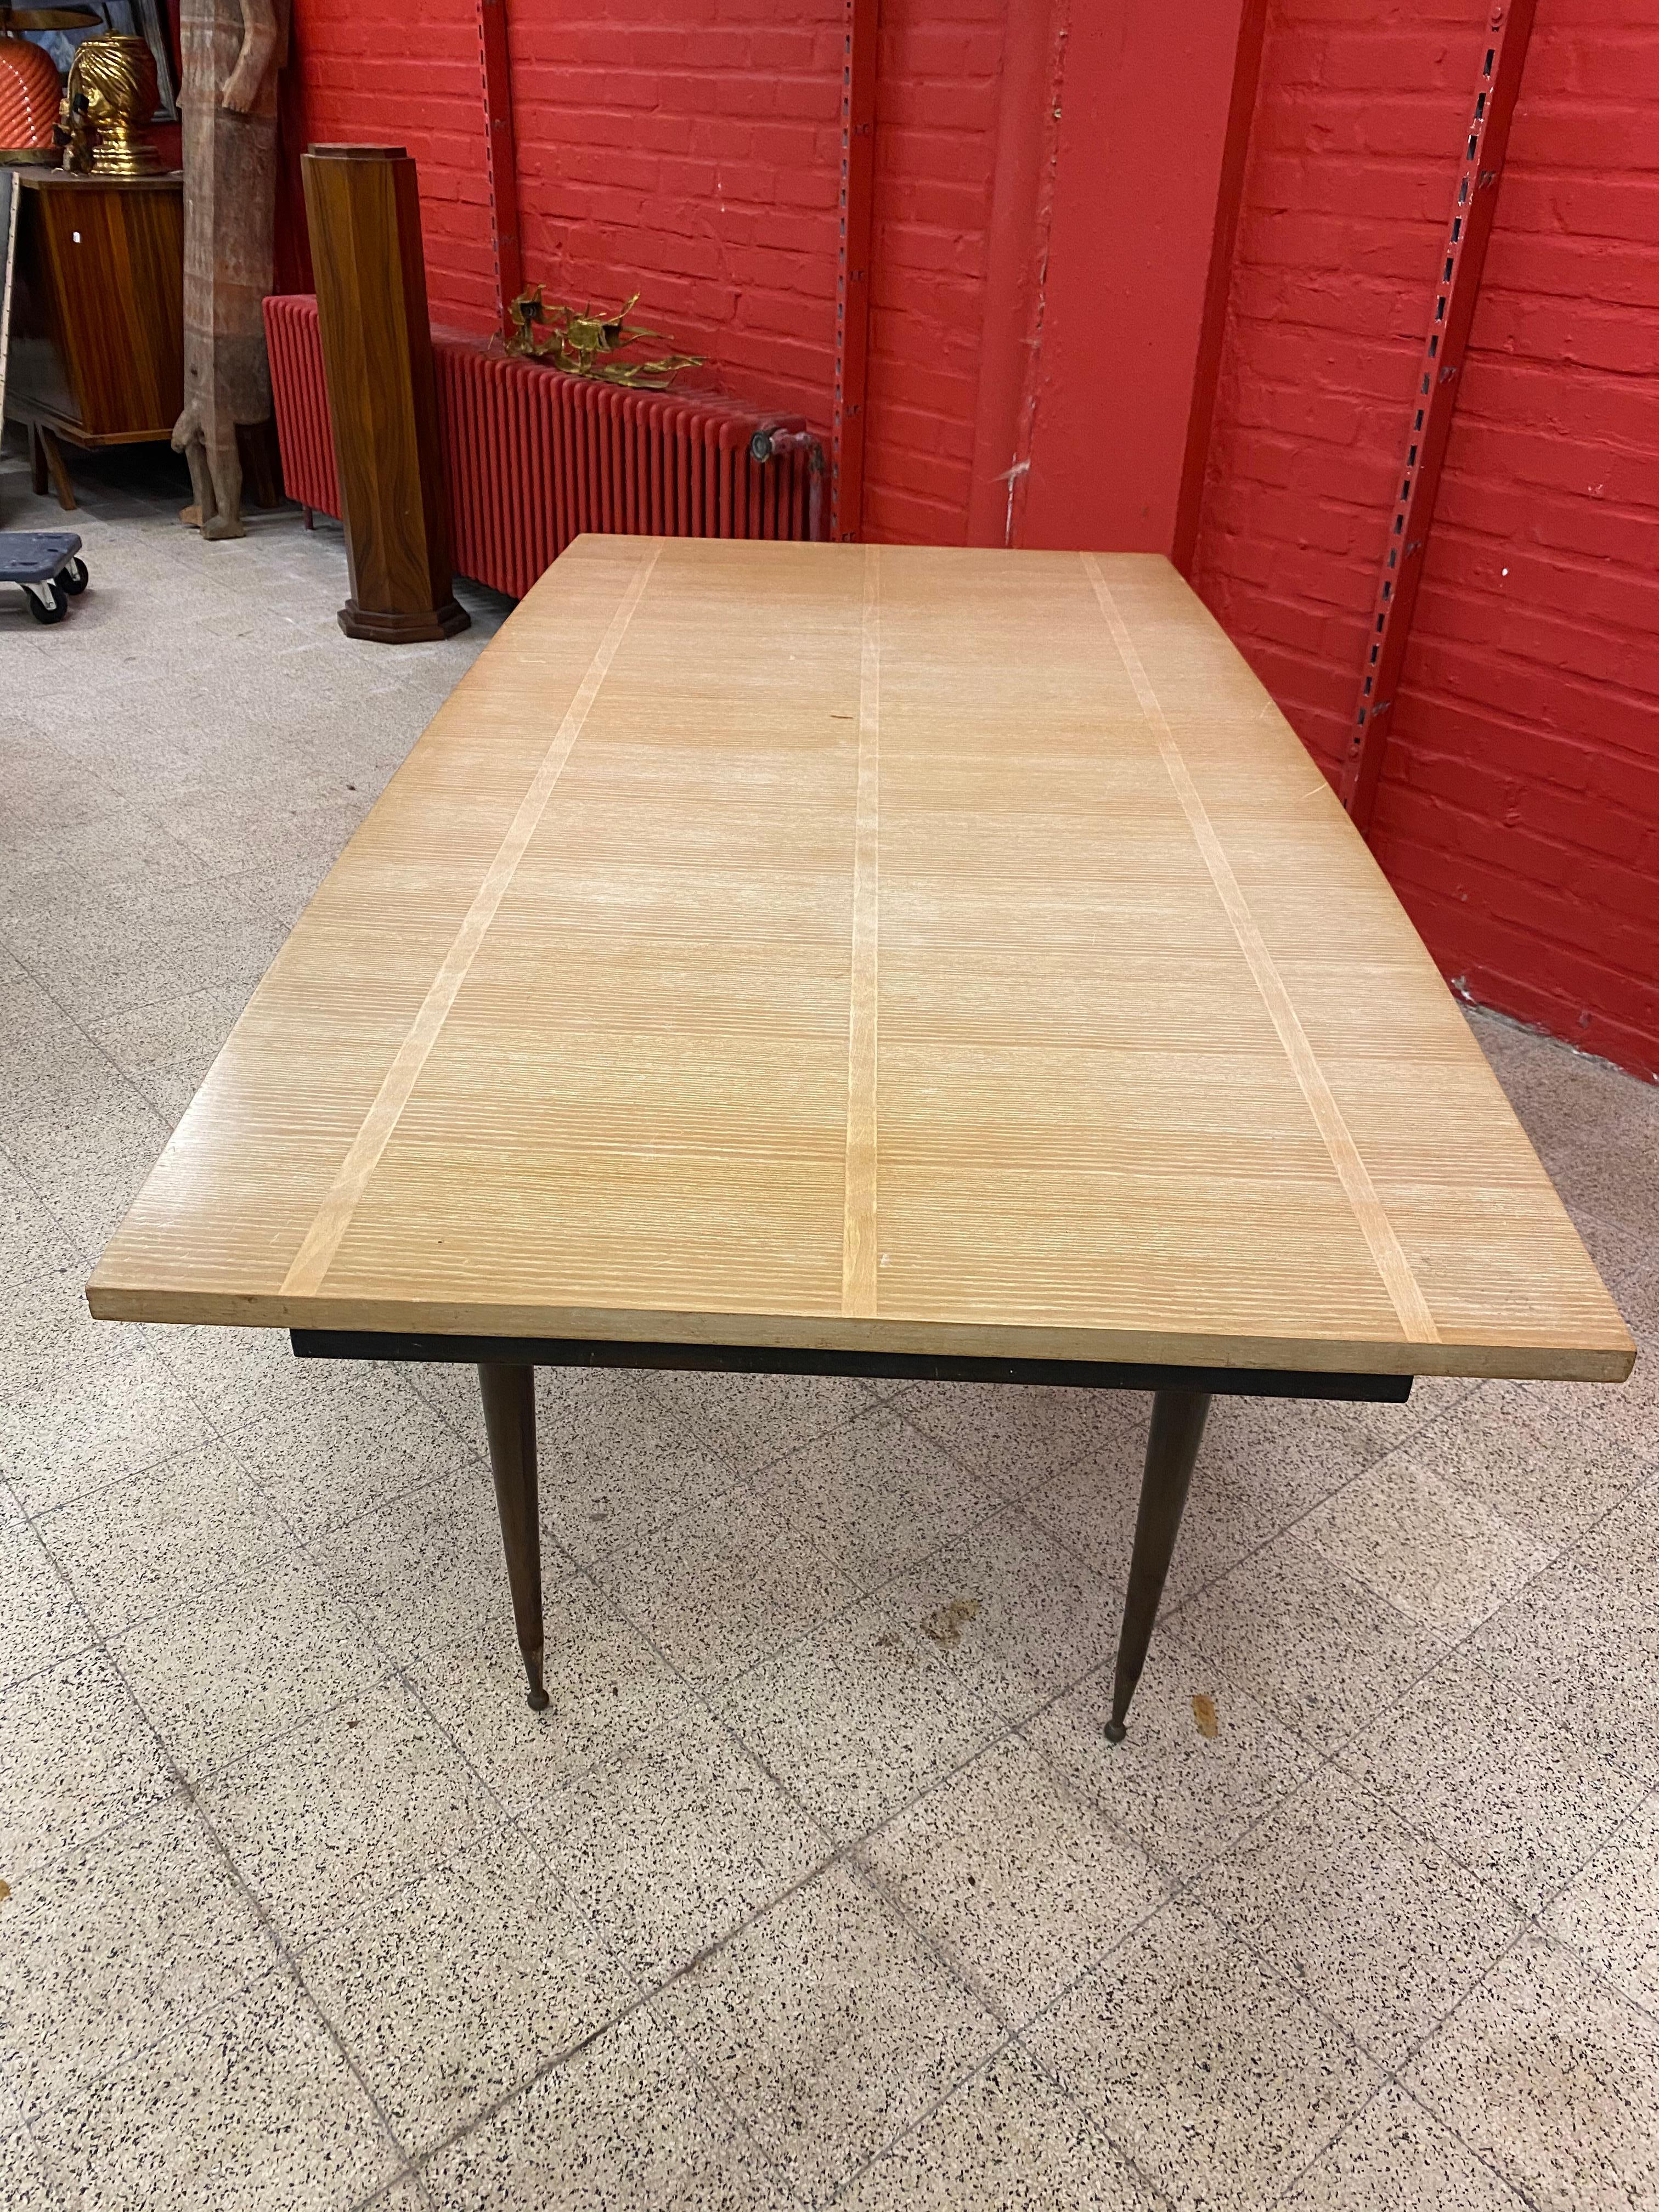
[
  {"x1": 1374, "y1": 2072, "x2": 1545, "y2": 2212},
  {"x1": 1023, "y1": 1395, "x2": 1472, "y2": 1651},
  {"x1": 703, "y1": 1586, "x2": 1223, "y2": 2142},
  {"x1": 1164, "y1": 1434, "x2": 1659, "y2": 1707},
  {"x1": 1527, "y1": 1780, "x2": 1659, "y2": 1936},
  {"x1": 0, "y1": 1477, "x2": 104, "y2": 1697},
  {"x1": 1142, "y1": 1387, "x2": 1659, "y2": 1767},
  {"x1": 14, "y1": 1321, "x2": 584, "y2": 1944},
  {"x1": 346, "y1": 2173, "x2": 434, "y2": 2212},
  {"x1": 17, "y1": 1424, "x2": 334, "y2": 1549},
  {"x1": 1095, "y1": 1623, "x2": 1659, "y2": 2196},
  {"x1": 835, "y1": 1833, "x2": 1033, "y2": 2040},
  {"x1": 1256, "y1": 2047, "x2": 1537, "y2": 2212},
  {"x1": 1165, "y1": 1590, "x2": 1628, "y2": 1935},
  {"x1": 813, "y1": 2045, "x2": 1023, "y2": 2209},
  {"x1": 0, "y1": 940, "x2": 183, "y2": 1141},
  {"x1": 541, "y1": 1395, "x2": 1149, "y2": 1896},
  {"x1": 1304, "y1": 1449, "x2": 1659, "y2": 1770},
  {"x1": 527, "y1": 1511, "x2": 853, "y2": 1849},
  {"x1": 0, "y1": 898, "x2": 342, "y2": 1087},
  {"x1": 0, "y1": 1464, "x2": 132, "y2": 2208},
  {"x1": 1189, "y1": 1831, "x2": 1530, "y2": 2076},
  {"x1": 701, "y1": 1576, "x2": 1106, "y2": 1861},
  {"x1": 831, "y1": 1829, "x2": 1193, "y2": 2212},
  {"x1": 568, "y1": 1396, "x2": 900, "y2": 1590},
  {"x1": 130, "y1": 1750, "x2": 424, "y2": 2186},
  {"x1": 0, "y1": 1512, "x2": 418, "y2": 2187},
  {"x1": 660, "y1": 1393, "x2": 1144, "y2": 1713},
  {"x1": 3, "y1": 1433, "x2": 1659, "y2": 2088},
  {"x1": 1253, "y1": 2075, "x2": 1420, "y2": 2212},
  {"x1": 606, "y1": 1485, "x2": 1015, "y2": 1689},
  {"x1": 1176, "y1": 1503, "x2": 1621, "y2": 1802},
  {"x1": 823, "y1": 2023, "x2": 1176, "y2": 2212},
  {"x1": 21, "y1": 1409, "x2": 476, "y2": 1711},
  {"x1": 1, "y1": 1327, "x2": 650, "y2": 2176},
  {"x1": 184, "y1": 1350, "x2": 711, "y2": 1851},
  {"x1": 544, "y1": 1391, "x2": 1025, "y2": 1709},
  {"x1": 1011, "y1": 1851, "x2": 1539, "y2": 2210},
  {"x1": 147, "y1": 1344, "x2": 492, "y2": 1551},
  {"x1": 398, "y1": 1849, "x2": 841, "y2": 2194},
  {"x1": 0, "y1": 1133, "x2": 88, "y2": 1276},
  {"x1": 299, "y1": 1472, "x2": 860, "y2": 2185},
  {"x1": 1179, "y1": 1412, "x2": 1546, "y2": 1624},
  {"x1": 1008, "y1": 1595, "x2": 1659, "y2": 2073},
  {"x1": 1007, "y1": 1902, "x2": 1381, "y2": 2211},
  {"x1": 1346, "y1": 1922, "x2": 1548, "y2": 2204}
]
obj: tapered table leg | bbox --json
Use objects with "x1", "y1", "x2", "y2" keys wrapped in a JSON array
[
  {"x1": 1104, "y1": 1387, "x2": 1212, "y2": 1742},
  {"x1": 477, "y1": 1362, "x2": 550, "y2": 1710}
]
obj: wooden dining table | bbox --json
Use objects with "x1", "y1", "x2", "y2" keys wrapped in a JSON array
[{"x1": 87, "y1": 538, "x2": 1634, "y2": 1737}]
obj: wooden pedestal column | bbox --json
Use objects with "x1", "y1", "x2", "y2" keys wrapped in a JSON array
[{"x1": 301, "y1": 144, "x2": 468, "y2": 643}]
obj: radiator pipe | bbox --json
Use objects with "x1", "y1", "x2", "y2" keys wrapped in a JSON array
[{"x1": 750, "y1": 418, "x2": 828, "y2": 543}]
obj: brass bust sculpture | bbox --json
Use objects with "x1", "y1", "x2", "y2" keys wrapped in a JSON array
[{"x1": 61, "y1": 32, "x2": 161, "y2": 177}]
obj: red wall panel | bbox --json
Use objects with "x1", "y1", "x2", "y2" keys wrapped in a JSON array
[
  {"x1": 1190, "y1": 0, "x2": 1659, "y2": 1079},
  {"x1": 1020, "y1": 3, "x2": 1248, "y2": 553}
]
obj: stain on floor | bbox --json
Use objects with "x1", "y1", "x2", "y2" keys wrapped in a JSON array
[{"x1": 922, "y1": 1596, "x2": 982, "y2": 1649}]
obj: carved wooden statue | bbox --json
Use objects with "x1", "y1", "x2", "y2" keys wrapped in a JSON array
[{"x1": 171, "y1": 0, "x2": 287, "y2": 540}]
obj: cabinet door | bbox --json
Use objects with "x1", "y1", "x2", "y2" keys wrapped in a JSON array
[{"x1": 13, "y1": 182, "x2": 184, "y2": 439}]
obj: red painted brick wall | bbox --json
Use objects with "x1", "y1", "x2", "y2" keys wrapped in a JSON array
[
  {"x1": 1190, "y1": 0, "x2": 1659, "y2": 1079},
  {"x1": 286, "y1": 0, "x2": 498, "y2": 326},
  {"x1": 505, "y1": 1, "x2": 843, "y2": 424},
  {"x1": 282, "y1": 0, "x2": 1005, "y2": 527},
  {"x1": 861, "y1": 0, "x2": 1004, "y2": 543}
]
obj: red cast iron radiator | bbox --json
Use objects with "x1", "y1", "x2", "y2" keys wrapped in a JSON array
[{"x1": 263, "y1": 293, "x2": 824, "y2": 600}]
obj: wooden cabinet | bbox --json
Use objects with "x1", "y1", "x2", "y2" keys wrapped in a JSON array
[{"x1": 4, "y1": 171, "x2": 183, "y2": 506}]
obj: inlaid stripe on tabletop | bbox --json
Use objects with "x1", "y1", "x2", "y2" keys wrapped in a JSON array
[
  {"x1": 280, "y1": 544, "x2": 661, "y2": 1297},
  {"x1": 1082, "y1": 552, "x2": 1441, "y2": 1347},
  {"x1": 842, "y1": 543, "x2": 882, "y2": 1317}
]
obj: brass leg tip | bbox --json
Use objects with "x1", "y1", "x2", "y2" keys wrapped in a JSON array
[{"x1": 1103, "y1": 1718, "x2": 1127, "y2": 1744}]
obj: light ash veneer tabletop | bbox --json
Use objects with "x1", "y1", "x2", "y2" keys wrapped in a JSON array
[{"x1": 87, "y1": 537, "x2": 1633, "y2": 1387}]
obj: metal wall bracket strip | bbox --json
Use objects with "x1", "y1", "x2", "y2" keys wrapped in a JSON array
[
  {"x1": 478, "y1": 0, "x2": 525, "y2": 340},
  {"x1": 1341, "y1": 0, "x2": 1538, "y2": 835},
  {"x1": 831, "y1": 0, "x2": 878, "y2": 541}
]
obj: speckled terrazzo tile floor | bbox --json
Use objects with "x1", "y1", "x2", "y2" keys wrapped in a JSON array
[{"x1": 2, "y1": 438, "x2": 1657, "y2": 2211}]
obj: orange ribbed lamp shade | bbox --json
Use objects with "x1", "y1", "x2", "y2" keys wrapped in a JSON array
[{"x1": 0, "y1": 33, "x2": 60, "y2": 151}]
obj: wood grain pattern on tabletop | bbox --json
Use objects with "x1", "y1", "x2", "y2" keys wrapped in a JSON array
[{"x1": 87, "y1": 539, "x2": 1635, "y2": 1385}]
